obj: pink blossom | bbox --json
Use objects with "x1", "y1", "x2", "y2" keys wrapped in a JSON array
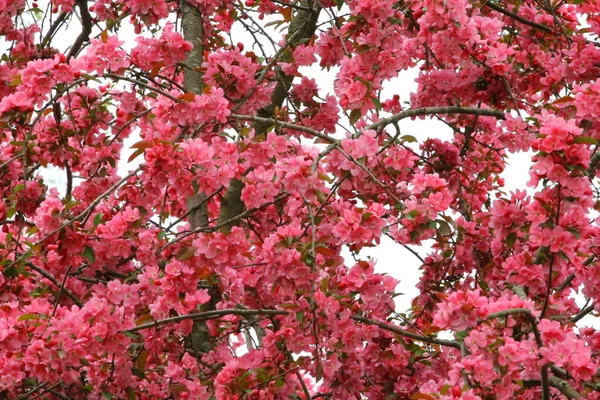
[{"x1": 433, "y1": 290, "x2": 489, "y2": 331}]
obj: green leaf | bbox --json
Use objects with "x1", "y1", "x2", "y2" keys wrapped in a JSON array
[
  {"x1": 505, "y1": 232, "x2": 517, "y2": 248},
  {"x1": 127, "y1": 147, "x2": 146, "y2": 163},
  {"x1": 405, "y1": 210, "x2": 419, "y2": 220},
  {"x1": 372, "y1": 97, "x2": 382, "y2": 112},
  {"x1": 9, "y1": 75, "x2": 22, "y2": 87},
  {"x1": 320, "y1": 276, "x2": 329, "y2": 293},
  {"x1": 274, "y1": 379, "x2": 285, "y2": 388},
  {"x1": 175, "y1": 247, "x2": 195, "y2": 261},
  {"x1": 12, "y1": 183, "x2": 24, "y2": 194},
  {"x1": 424, "y1": 220, "x2": 437, "y2": 230},
  {"x1": 17, "y1": 313, "x2": 40, "y2": 321},
  {"x1": 3, "y1": 264, "x2": 18, "y2": 278},
  {"x1": 479, "y1": 279, "x2": 489, "y2": 290},
  {"x1": 349, "y1": 109, "x2": 362, "y2": 125},
  {"x1": 82, "y1": 246, "x2": 95, "y2": 264},
  {"x1": 573, "y1": 136, "x2": 598, "y2": 144},
  {"x1": 566, "y1": 226, "x2": 581, "y2": 238},
  {"x1": 135, "y1": 349, "x2": 148, "y2": 378},
  {"x1": 437, "y1": 219, "x2": 452, "y2": 236},
  {"x1": 316, "y1": 360, "x2": 323, "y2": 382},
  {"x1": 400, "y1": 135, "x2": 417, "y2": 143},
  {"x1": 361, "y1": 212, "x2": 373, "y2": 222},
  {"x1": 440, "y1": 385, "x2": 451, "y2": 395},
  {"x1": 93, "y1": 213, "x2": 104, "y2": 228}
]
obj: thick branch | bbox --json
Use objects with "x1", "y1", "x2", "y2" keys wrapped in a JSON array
[
  {"x1": 486, "y1": 308, "x2": 543, "y2": 346},
  {"x1": 180, "y1": 0, "x2": 215, "y2": 359},
  {"x1": 367, "y1": 106, "x2": 505, "y2": 133},
  {"x1": 217, "y1": 3, "x2": 321, "y2": 231},
  {"x1": 548, "y1": 376, "x2": 583, "y2": 399},
  {"x1": 182, "y1": 3, "x2": 204, "y2": 97},
  {"x1": 181, "y1": 1, "x2": 209, "y2": 231},
  {"x1": 486, "y1": 308, "x2": 552, "y2": 398},
  {"x1": 125, "y1": 308, "x2": 287, "y2": 333},
  {"x1": 158, "y1": 194, "x2": 289, "y2": 254},
  {"x1": 66, "y1": 0, "x2": 92, "y2": 60}
]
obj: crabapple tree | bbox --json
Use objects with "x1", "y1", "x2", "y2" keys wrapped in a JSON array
[{"x1": 2, "y1": 0, "x2": 600, "y2": 399}]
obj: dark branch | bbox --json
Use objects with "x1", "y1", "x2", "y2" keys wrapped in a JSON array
[
  {"x1": 25, "y1": 262, "x2": 83, "y2": 308},
  {"x1": 66, "y1": 0, "x2": 92, "y2": 60},
  {"x1": 352, "y1": 316, "x2": 461, "y2": 349},
  {"x1": 483, "y1": 1, "x2": 554, "y2": 34},
  {"x1": 367, "y1": 106, "x2": 505, "y2": 133},
  {"x1": 125, "y1": 309, "x2": 288, "y2": 333}
]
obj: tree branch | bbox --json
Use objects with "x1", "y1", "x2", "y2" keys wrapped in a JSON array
[
  {"x1": 25, "y1": 262, "x2": 83, "y2": 308},
  {"x1": 352, "y1": 315, "x2": 461, "y2": 349},
  {"x1": 571, "y1": 302, "x2": 595, "y2": 324},
  {"x1": 157, "y1": 194, "x2": 289, "y2": 254},
  {"x1": 216, "y1": 2, "x2": 321, "y2": 231},
  {"x1": 483, "y1": 1, "x2": 554, "y2": 34},
  {"x1": 367, "y1": 106, "x2": 505, "y2": 133},
  {"x1": 125, "y1": 308, "x2": 288, "y2": 333},
  {"x1": 548, "y1": 376, "x2": 583, "y2": 399},
  {"x1": 66, "y1": 0, "x2": 92, "y2": 60},
  {"x1": 231, "y1": 114, "x2": 337, "y2": 143}
]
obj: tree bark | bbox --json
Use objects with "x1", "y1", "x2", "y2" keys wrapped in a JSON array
[
  {"x1": 182, "y1": 1, "x2": 209, "y2": 230},
  {"x1": 181, "y1": 0, "x2": 213, "y2": 357},
  {"x1": 181, "y1": 0, "x2": 320, "y2": 359},
  {"x1": 216, "y1": 2, "x2": 321, "y2": 230}
]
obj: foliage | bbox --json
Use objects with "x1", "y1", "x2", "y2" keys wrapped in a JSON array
[{"x1": 1, "y1": 0, "x2": 600, "y2": 399}]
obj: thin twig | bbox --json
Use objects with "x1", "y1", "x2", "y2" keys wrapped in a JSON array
[
  {"x1": 157, "y1": 194, "x2": 289, "y2": 253},
  {"x1": 25, "y1": 262, "x2": 82, "y2": 308},
  {"x1": 483, "y1": 1, "x2": 554, "y2": 34},
  {"x1": 41, "y1": 12, "x2": 68, "y2": 47},
  {"x1": 571, "y1": 303, "x2": 595, "y2": 324},
  {"x1": 351, "y1": 316, "x2": 461, "y2": 349},
  {"x1": 0, "y1": 152, "x2": 22, "y2": 170},
  {"x1": 230, "y1": 114, "x2": 338, "y2": 143},
  {"x1": 295, "y1": 371, "x2": 312, "y2": 399}
]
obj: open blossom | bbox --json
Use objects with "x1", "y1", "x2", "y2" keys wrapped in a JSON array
[
  {"x1": 333, "y1": 202, "x2": 386, "y2": 247},
  {"x1": 34, "y1": 190, "x2": 64, "y2": 234},
  {"x1": 130, "y1": 23, "x2": 192, "y2": 69},
  {"x1": 434, "y1": 290, "x2": 489, "y2": 331},
  {"x1": 535, "y1": 115, "x2": 583, "y2": 153},
  {"x1": 73, "y1": 35, "x2": 130, "y2": 76},
  {"x1": 50, "y1": 0, "x2": 76, "y2": 12}
]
